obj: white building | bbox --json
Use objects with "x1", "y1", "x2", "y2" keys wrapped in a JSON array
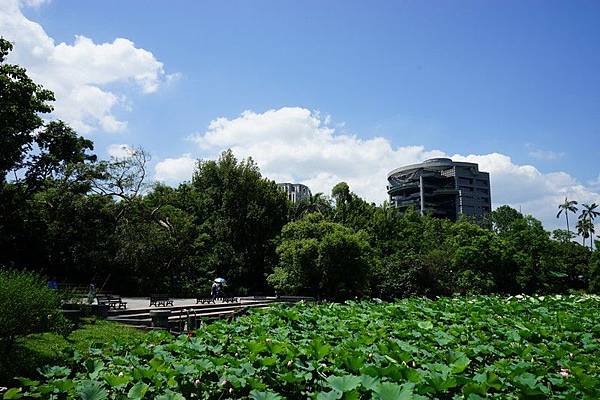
[{"x1": 277, "y1": 183, "x2": 312, "y2": 203}]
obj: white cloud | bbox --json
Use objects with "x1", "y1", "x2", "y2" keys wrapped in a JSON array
[
  {"x1": 182, "y1": 107, "x2": 600, "y2": 230},
  {"x1": 590, "y1": 174, "x2": 600, "y2": 189},
  {"x1": 154, "y1": 154, "x2": 197, "y2": 184},
  {"x1": 106, "y1": 144, "x2": 134, "y2": 159},
  {"x1": 527, "y1": 147, "x2": 564, "y2": 161},
  {"x1": 0, "y1": 0, "x2": 171, "y2": 133}
]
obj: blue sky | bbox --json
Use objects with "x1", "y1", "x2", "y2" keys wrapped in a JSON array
[{"x1": 2, "y1": 0, "x2": 600, "y2": 228}]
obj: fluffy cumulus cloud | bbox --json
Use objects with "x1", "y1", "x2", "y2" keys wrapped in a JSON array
[
  {"x1": 159, "y1": 106, "x2": 600, "y2": 230},
  {"x1": 0, "y1": 0, "x2": 171, "y2": 133},
  {"x1": 526, "y1": 145, "x2": 564, "y2": 161},
  {"x1": 106, "y1": 144, "x2": 134, "y2": 159},
  {"x1": 154, "y1": 154, "x2": 197, "y2": 184}
]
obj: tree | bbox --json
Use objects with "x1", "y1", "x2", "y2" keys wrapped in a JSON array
[
  {"x1": 556, "y1": 197, "x2": 578, "y2": 233},
  {"x1": 0, "y1": 38, "x2": 54, "y2": 178},
  {"x1": 268, "y1": 214, "x2": 372, "y2": 299},
  {"x1": 589, "y1": 250, "x2": 600, "y2": 293},
  {"x1": 292, "y1": 192, "x2": 331, "y2": 219},
  {"x1": 552, "y1": 229, "x2": 576, "y2": 243},
  {"x1": 580, "y1": 203, "x2": 599, "y2": 247},
  {"x1": 90, "y1": 146, "x2": 149, "y2": 203},
  {"x1": 0, "y1": 40, "x2": 101, "y2": 279},
  {"x1": 576, "y1": 217, "x2": 592, "y2": 247},
  {"x1": 331, "y1": 182, "x2": 351, "y2": 206},
  {"x1": 489, "y1": 205, "x2": 524, "y2": 235},
  {"x1": 190, "y1": 150, "x2": 289, "y2": 294}
]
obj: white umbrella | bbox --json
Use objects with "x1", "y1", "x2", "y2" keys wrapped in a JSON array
[{"x1": 214, "y1": 277, "x2": 226, "y2": 284}]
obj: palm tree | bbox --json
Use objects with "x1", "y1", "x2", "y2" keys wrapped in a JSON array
[
  {"x1": 556, "y1": 197, "x2": 578, "y2": 233},
  {"x1": 580, "y1": 203, "x2": 599, "y2": 248},
  {"x1": 293, "y1": 193, "x2": 331, "y2": 218},
  {"x1": 576, "y1": 217, "x2": 592, "y2": 247}
]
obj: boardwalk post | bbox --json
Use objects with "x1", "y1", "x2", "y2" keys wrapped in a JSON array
[{"x1": 149, "y1": 309, "x2": 171, "y2": 329}]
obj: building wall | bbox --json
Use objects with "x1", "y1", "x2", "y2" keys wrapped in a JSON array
[
  {"x1": 387, "y1": 158, "x2": 491, "y2": 221},
  {"x1": 277, "y1": 183, "x2": 312, "y2": 203}
]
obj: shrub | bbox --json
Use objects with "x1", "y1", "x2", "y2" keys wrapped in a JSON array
[{"x1": 0, "y1": 269, "x2": 61, "y2": 352}]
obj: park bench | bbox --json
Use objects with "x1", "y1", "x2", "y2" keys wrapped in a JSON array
[
  {"x1": 196, "y1": 296, "x2": 239, "y2": 304},
  {"x1": 150, "y1": 294, "x2": 173, "y2": 307},
  {"x1": 222, "y1": 296, "x2": 238, "y2": 303},
  {"x1": 96, "y1": 294, "x2": 127, "y2": 309}
]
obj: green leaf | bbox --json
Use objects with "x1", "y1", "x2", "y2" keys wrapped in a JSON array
[
  {"x1": 325, "y1": 375, "x2": 361, "y2": 392},
  {"x1": 249, "y1": 390, "x2": 284, "y2": 400},
  {"x1": 417, "y1": 321, "x2": 433, "y2": 330},
  {"x1": 310, "y1": 338, "x2": 332, "y2": 359},
  {"x1": 127, "y1": 382, "x2": 149, "y2": 399},
  {"x1": 373, "y1": 382, "x2": 414, "y2": 400},
  {"x1": 359, "y1": 375, "x2": 380, "y2": 391},
  {"x1": 76, "y1": 380, "x2": 108, "y2": 400},
  {"x1": 316, "y1": 390, "x2": 342, "y2": 400},
  {"x1": 103, "y1": 373, "x2": 131, "y2": 388},
  {"x1": 16, "y1": 378, "x2": 39, "y2": 388},
  {"x1": 155, "y1": 390, "x2": 185, "y2": 400},
  {"x1": 50, "y1": 379, "x2": 75, "y2": 392},
  {"x1": 3, "y1": 388, "x2": 23, "y2": 400},
  {"x1": 39, "y1": 365, "x2": 71, "y2": 378},
  {"x1": 451, "y1": 354, "x2": 471, "y2": 373}
]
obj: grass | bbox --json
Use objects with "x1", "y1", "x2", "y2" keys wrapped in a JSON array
[{"x1": 0, "y1": 318, "x2": 146, "y2": 386}]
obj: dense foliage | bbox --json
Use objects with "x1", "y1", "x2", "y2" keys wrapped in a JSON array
[
  {"x1": 1, "y1": 38, "x2": 599, "y2": 298},
  {"x1": 0, "y1": 319, "x2": 146, "y2": 386},
  {"x1": 268, "y1": 214, "x2": 372, "y2": 300},
  {"x1": 0, "y1": 269, "x2": 63, "y2": 352},
  {"x1": 7, "y1": 296, "x2": 600, "y2": 399}
]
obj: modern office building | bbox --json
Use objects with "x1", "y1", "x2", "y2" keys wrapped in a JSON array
[
  {"x1": 387, "y1": 158, "x2": 491, "y2": 221},
  {"x1": 277, "y1": 183, "x2": 312, "y2": 203}
]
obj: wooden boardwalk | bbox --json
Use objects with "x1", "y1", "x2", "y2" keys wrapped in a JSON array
[{"x1": 106, "y1": 296, "x2": 310, "y2": 330}]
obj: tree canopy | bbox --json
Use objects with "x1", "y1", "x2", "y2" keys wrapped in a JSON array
[{"x1": 1, "y1": 38, "x2": 598, "y2": 299}]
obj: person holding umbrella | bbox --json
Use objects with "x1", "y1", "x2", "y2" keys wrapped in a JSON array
[{"x1": 211, "y1": 277, "x2": 226, "y2": 302}]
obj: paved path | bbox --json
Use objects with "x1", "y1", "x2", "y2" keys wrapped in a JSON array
[{"x1": 118, "y1": 296, "x2": 273, "y2": 310}]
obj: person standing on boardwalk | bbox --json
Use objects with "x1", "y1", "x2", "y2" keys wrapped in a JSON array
[
  {"x1": 211, "y1": 281, "x2": 220, "y2": 302},
  {"x1": 87, "y1": 282, "x2": 96, "y2": 304}
]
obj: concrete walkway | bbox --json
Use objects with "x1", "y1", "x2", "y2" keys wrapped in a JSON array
[{"x1": 118, "y1": 296, "x2": 274, "y2": 310}]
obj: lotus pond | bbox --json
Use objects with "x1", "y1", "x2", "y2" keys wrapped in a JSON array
[{"x1": 5, "y1": 295, "x2": 600, "y2": 399}]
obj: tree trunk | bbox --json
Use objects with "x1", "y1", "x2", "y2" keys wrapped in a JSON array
[{"x1": 566, "y1": 213, "x2": 570, "y2": 232}]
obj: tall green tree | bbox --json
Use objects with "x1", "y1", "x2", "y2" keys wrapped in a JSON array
[
  {"x1": 191, "y1": 150, "x2": 289, "y2": 294},
  {"x1": 576, "y1": 217, "x2": 592, "y2": 247},
  {"x1": 292, "y1": 192, "x2": 331, "y2": 219},
  {"x1": 556, "y1": 197, "x2": 578, "y2": 233},
  {"x1": 331, "y1": 181, "x2": 351, "y2": 206},
  {"x1": 489, "y1": 205, "x2": 524, "y2": 235},
  {"x1": 580, "y1": 203, "x2": 599, "y2": 247},
  {"x1": 268, "y1": 214, "x2": 371, "y2": 299},
  {"x1": 0, "y1": 38, "x2": 54, "y2": 178},
  {"x1": 0, "y1": 39, "x2": 100, "y2": 278}
]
